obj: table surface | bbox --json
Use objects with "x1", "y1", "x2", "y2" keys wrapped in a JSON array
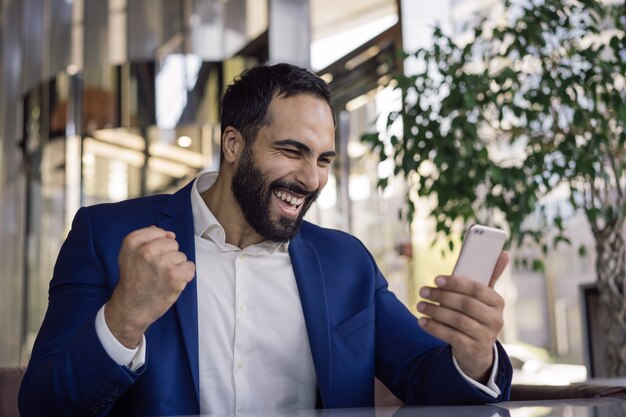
[{"x1": 162, "y1": 397, "x2": 626, "y2": 417}]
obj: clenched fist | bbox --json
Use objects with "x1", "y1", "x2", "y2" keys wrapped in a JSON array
[{"x1": 104, "y1": 226, "x2": 196, "y2": 348}]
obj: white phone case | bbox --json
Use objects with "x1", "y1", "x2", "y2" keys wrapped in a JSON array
[{"x1": 452, "y1": 224, "x2": 507, "y2": 285}]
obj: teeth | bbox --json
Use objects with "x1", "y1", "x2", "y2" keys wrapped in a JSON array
[{"x1": 274, "y1": 191, "x2": 305, "y2": 206}]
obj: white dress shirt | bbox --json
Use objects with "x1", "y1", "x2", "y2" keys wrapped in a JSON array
[
  {"x1": 95, "y1": 171, "x2": 501, "y2": 410},
  {"x1": 191, "y1": 172, "x2": 317, "y2": 414}
]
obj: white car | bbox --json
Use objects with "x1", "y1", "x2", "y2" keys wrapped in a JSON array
[{"x1": 503, "y1": 344, "x2": 588, "y2": 386}]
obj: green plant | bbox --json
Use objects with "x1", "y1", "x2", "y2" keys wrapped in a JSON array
[{"x1": 363, "y1": 0, "x2": 626, "y2": 374}]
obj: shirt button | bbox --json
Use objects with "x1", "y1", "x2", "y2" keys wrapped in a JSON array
[
  {"x1": 239, "y1": 304, "x2": 246, "y2": 313},
  {"x1": 237, "y1": 361, "x2": 245, "y2": 370}
]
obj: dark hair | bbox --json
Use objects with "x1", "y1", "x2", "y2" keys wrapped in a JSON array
[{"x1": 220, "y1": 63, "x2": 334, "y2": 158}]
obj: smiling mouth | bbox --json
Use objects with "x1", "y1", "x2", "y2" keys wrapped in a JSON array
[{"x1": 273, "y1": 190, "x2": 306, "y2": 211}]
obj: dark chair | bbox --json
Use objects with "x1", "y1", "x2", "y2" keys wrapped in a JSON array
[
  {"x1": 509, "y1": 383, "x2": 626, "y2": 401},
  {"x1": 374, "y1": 378, "x2": 626, "y2": 405},
  {"x1": 0, "y1": 366, "x2": 25, "y2": 417}
]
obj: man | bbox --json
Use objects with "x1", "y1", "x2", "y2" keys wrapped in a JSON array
[{"x1": 19, "y1": 63, "x2": 512, "y2": 416}]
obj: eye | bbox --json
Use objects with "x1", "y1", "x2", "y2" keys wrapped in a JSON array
[
  {"x1": 318, "y1": 157, "x2": 333, "y2": 167},
  {"x1": 282, "y1": 148, "x2": 301, "y2": 157}
]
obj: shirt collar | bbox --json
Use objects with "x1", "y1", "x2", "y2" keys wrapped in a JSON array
[{"x1": 190, "y1": 171, "x2": 289, "y2": 254}]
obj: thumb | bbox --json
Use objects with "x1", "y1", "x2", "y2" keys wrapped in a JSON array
[{"x1": 488, "y1": 251, "x2": 509, "y2": 288}]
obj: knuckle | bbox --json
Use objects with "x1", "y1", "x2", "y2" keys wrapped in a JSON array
[
  {"x1": 137, "y1": 243, "x2": 155, "y2": 259},
  {"x1": 184, "y1": 262, "x2": 197, "y2": 279},
  {"x1": 161, "y1": 238, "x2": 176, "y2": 251},
  {"x1": 493, "y1": 316, "x2": 504, "y2": 331},
  {"x1": 448, "y1": 332, "x2": 464, "y2": 347},
  {"x1": 124, "y1": 231, "x2": 141, "y2": 247},
  {"x1": 168, "y1": 252, "x2": 183, "y2": 265},
  {"x1": 162, "y1": 253, "x2": 181, "y2": 269},
  {"x1": 495, "y1": 294, "x2": 505, "y2": 309},
  {"x1": 433, "y1": 290, "x2": 446, "y2": 304},
  {"x1": 428, "y1": 290, "x2": 450, "y2": 306},
  {"x1": 164, "y1": 263, "x2": 181, "y2": 278},
  {"x1": 156, "y1": 258, "x2": 170, "y2": 269},
  {"x1": 167, "y1": 261, "x2": 195, "y2": 282},
  {"x1": 458, "y1": 315, "x2": 475, "y2": 331},
  {"x1": 460, "y1": 296, "x2": 475, "y2": 312},
  {"x1": 469, "y1": 282, "x2": 483, "y2": 298}
]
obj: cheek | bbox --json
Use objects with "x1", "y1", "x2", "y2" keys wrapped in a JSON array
[
  {"x1": 270, "y1": 165, "x2": 294, "y2": 181},
  {"x1": 274, "y1": 160, "x2": 304, "y2": 180},
  {"x1": 257, "y1": 159, "x2": 284, "y2": 178}
]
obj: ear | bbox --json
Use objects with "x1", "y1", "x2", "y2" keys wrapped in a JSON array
[{"x1": 221, "y1": 126, "x2": 244, "y2": 164}]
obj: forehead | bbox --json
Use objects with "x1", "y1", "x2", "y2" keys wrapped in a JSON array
[{"x1": 262, "y1": 94, "x2": 335, "y2": 149}]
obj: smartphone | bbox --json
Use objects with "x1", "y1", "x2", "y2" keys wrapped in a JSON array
[{"x1": 452, "y1": 224, "x2": 507, "y2": 285}]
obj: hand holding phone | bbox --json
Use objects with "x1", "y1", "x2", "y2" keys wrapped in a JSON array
[
  {"x1": 418, "y1": 224, "x2": 508, "y2": 381},
  {"x1": 452, "y1": 224, "x2": 507, "y2": 286}
]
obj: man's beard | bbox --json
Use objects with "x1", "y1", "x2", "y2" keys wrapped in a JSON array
[{"x1": 231, "y1": 145, "x2": 319, "y2": 242}]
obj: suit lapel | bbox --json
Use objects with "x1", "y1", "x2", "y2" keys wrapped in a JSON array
[
  {"x1": 156, "y1": 181, "x2": 200, "y2": 403},
  {"x1": 289, "y1": 233, "x2": 333, "y2": 406},
  {"x1": 154, "y1": 183, "x2": 334, "y2": 407}
]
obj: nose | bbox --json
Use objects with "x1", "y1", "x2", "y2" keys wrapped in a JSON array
[{"x1": 295, "y1": 159, "x2": 322, "y2": 193}]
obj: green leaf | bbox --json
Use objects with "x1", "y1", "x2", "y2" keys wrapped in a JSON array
[
  {"x1": 359, "y1": 0, "x2": 626, "y2": 284},
  {"x1": 553, "y1": 235, "x2": 571, "y2": 249},
  {"x1": 554, "y1": 216, "x2": 563, "y2": 231}
]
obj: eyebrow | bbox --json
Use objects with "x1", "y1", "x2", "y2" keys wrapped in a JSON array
[{"x1": 274, "y1": 139, "x2": 337, "y2": 160}]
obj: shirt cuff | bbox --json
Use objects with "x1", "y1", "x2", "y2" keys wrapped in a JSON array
[
  {"x1": 95, "y1": 305, "x2": 146, "y2": 372},
  {"x1": 452, "y1": 344, "x2": 501, "y2": 398}
]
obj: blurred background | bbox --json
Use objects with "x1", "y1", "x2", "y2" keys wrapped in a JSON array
[{"x1": 0, "y1": 0, "x2": 615, "y2": 385}]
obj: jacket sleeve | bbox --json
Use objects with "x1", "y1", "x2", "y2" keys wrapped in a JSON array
[
  {"x1": 373, "y1": 260, "x2": 513, "y2": 405},
  {"x1": 19, "y1": 207, "x2": 144, "y2": 417}
]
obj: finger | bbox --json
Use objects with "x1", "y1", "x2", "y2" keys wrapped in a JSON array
[
  {"x1": 417, "y1": 301, "x2": 488, "y2": 342},
  {"x1": 488, "y1": 251, "x2": 510, "y2": 288},
  {"x1": 178, "y1": 261, "x2": 196, "y2": 282},
  {"x1": 137, "y1": 237, "x2": 181, "y2": 260},
  {"x1": 155, "y1": 250, "x2": 189, "y2": 267},
  {"x1": 124, "y1": 226, "x2": 175, "y2": 249},
  {"x1": 419, "y1": 286, "x2": 503, "y2": 326},
  {"x1": 166, "y1": 261, "x2": 196, "y2": 291},
  {"x1": 429, "y1": 276, "x2": 504, "y2": 308},
  {"x1": 418, "y1": 315, "x2": 477, "y2": 348}
]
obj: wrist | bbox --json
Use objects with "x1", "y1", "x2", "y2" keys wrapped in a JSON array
[
  {"x1": 466, "y1": 366, "x2": 491, "y2": 384},
  {"x1": 104, "y1": 301, "x2": 147, "y2": 349},
  {"x1": 453, "y1": 350, "x2": 494, "y2": 383}
]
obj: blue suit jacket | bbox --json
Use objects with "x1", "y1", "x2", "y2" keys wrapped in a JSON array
[{"x1": 19, "y1": 181, "x2": 512, "y2": 416}]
